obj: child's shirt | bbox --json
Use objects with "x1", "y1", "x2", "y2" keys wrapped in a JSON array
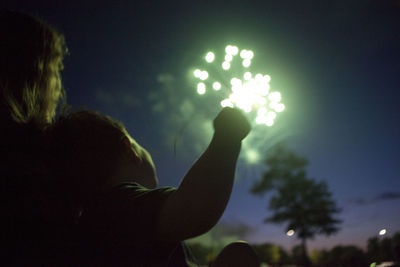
[{"x1": 77, "y1": 182, "x2": 198, "y2": 266}]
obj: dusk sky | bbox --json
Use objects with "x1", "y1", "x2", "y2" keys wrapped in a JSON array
[{"x1": 6, "y1": 0, "x2": 400, "y2": 251}]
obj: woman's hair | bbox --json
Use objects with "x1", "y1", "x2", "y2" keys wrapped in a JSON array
[{"x1": 0, "y1": 9, "x2": 68, "y2": 124}]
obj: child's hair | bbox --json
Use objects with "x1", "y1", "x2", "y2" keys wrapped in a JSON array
[
  {"x1": 0, "y1": 9, "x2": 68, "y2": 124},
  {"x1": 50, "y1": 110, "x2": 129, "y2": 197}
]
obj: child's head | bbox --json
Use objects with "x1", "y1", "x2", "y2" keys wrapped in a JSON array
[
  {"x1": 0, "y1": 9, "x2": 67, "y2": 123},
  {"x1": 51, "y1": 110, "x2": 158, "y2": 195}
]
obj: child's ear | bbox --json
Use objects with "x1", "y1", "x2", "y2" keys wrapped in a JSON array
[{"x1": 122, "y1": 137, "x2": 142, "y2": 165}]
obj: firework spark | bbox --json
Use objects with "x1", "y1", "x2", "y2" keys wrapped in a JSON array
[{"x1": 193, "y1": 44, "x2": 285, "y2": 127}]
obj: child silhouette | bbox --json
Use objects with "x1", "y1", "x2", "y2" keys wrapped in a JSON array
[{"x1": 50, "y1": 108, "x2": 259, "y2": 266}]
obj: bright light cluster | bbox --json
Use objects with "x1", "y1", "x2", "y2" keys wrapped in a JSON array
[{"x1": 193, "y1": 44, "x2": 285, "y2": 127}]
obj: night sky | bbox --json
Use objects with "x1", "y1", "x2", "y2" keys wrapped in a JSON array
[{"x1": 6, "y1": 0, "x2": 400, "y2": 250}]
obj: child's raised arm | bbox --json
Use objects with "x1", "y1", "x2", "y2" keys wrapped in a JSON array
[{"x1": 156, "y1": 107, "x2": 251, "y2": 242}]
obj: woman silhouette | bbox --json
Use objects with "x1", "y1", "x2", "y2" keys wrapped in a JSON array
[{"x1": 0, "y1": 9, "x2": 68, "y2": 265}]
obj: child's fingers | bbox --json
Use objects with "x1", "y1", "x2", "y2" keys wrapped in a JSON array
[{"x1": 213, "y1": 108, "x2": 251, "y2": 141}]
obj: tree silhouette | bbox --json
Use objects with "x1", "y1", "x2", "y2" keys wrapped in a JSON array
[
  {"x1": 367, "y1": 232, "x2": 400, "y2": 264},
  {"x1": 252, "y1": 243, "x2": 290, "y2": 265},
  {"x1": 251, "y1": 144, "x2": 341, "y2": 266}
]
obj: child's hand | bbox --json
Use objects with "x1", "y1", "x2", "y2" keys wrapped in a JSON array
[{"x1": 213, "y1": 107, "x2": 251, "y2": 142}]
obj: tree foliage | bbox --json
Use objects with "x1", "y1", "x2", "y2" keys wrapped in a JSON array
[
  {"x1": 366, "y1": 232, "x2": 400, "y2": 264},
  {"x1": 251, "y1": 144, "x2": 341, "y2": 240},
  {"x1": 188, "y1": 231, "x2": 400, "y2": 266},
  {"x1": 252, "y1": 243, "x2": 291, "y2": 265},
  {"x1": 251, "y1": 144, "x2": 341, "y2": 267}
]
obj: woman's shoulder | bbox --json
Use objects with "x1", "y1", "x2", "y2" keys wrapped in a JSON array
[{"x1": 1, "y1": 119, "x2": 52, "y2": 187}]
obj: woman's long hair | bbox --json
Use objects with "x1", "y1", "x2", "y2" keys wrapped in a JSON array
[{"x1": 0, "y1": 9, "x2": 68, "y2": 124}]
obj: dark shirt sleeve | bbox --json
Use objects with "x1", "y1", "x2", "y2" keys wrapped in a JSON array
[
  {"x1": 104, "y1": 182, "x2": 175, "y2": 242},
  {"x1": 79, "y1": 182, "x2": 177, "y2": 262}
]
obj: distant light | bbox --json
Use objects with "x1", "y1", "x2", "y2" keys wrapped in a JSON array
[
  {"x1": 379, "y1": 229, "x2": 387, "y2": 236},
  {"x1": 266, "y1": 119, "x2": 274, "y2": 127},
  {"x1": 242, "y1": 59, "x2": 251, "y2": 68},
  {"x1": 258, "y1": 107, "x2": 268, "y2": 116},
  {"x1": 230, "y1": 78, "x2": 241, "y2": 87},
  {"x1": 225, "y1": 45, "x2": 233, "y2": 54},
  {"x1": 240, "y1": 49, "x2": 248, "y2": 59},
  {"x1": 243, "y1": 106, "x2": 252, "y2": 113},
  {"x1": 255, "y1": 73, "x2": 263, "y2": 81},
  {"x1": 257, "y1": 97, "x2": 267, "y2": 105},
  {"x1": 199, "y1": 71, "x2": 209, "y2": 80},
  {"x1": 212, "y1": 82, "x2": 222, "y2": 90},
  {"x1": 222, "y1": 61, "x2": 231, "y2": 70},
  {"x1": 267, "y1": 111, "x2": 277, "y2": 120},
  {"x1": 194, "y1": 69, "x2": 202, "y2": 78},
  {"x1": 259, "y1": 84, "x2": 270, "y2": 96},
  {"x1": 275, "y1": 103, "x2": 285, "y2": 112},
  {"x1": 197, "y1": 83, "x2": 206, "y2": 95},
  {"x1": 269, "y1": 102, "x2": 278, "y2": 110},
  {"x1": 247, "y1": 50, "x2": 254, "y2": 59},
  {"x1": 205, "y1": 52, "x2": 215, "y2": 63},
  {"x1": 231, "y1": 46, "x2": 239, "y2": 55},
  {"x1": 221, "y1": 99, "x2": 234, "y2": 108},
  {"x1": 268, "y1": 92, "x2": 281, "y2": 103},
  {"x1": 244, "y1": 72, "x2": 252, "y2": 80},
  {"x1": 256, "y1": 116, "x2": 266, "y2": 124},
  {"x1": 287, "y1": 229, "x2": 295, "y2": 236},
  {"x1": 225, "y1": 54, "x2": 233, "y2": 62}
]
